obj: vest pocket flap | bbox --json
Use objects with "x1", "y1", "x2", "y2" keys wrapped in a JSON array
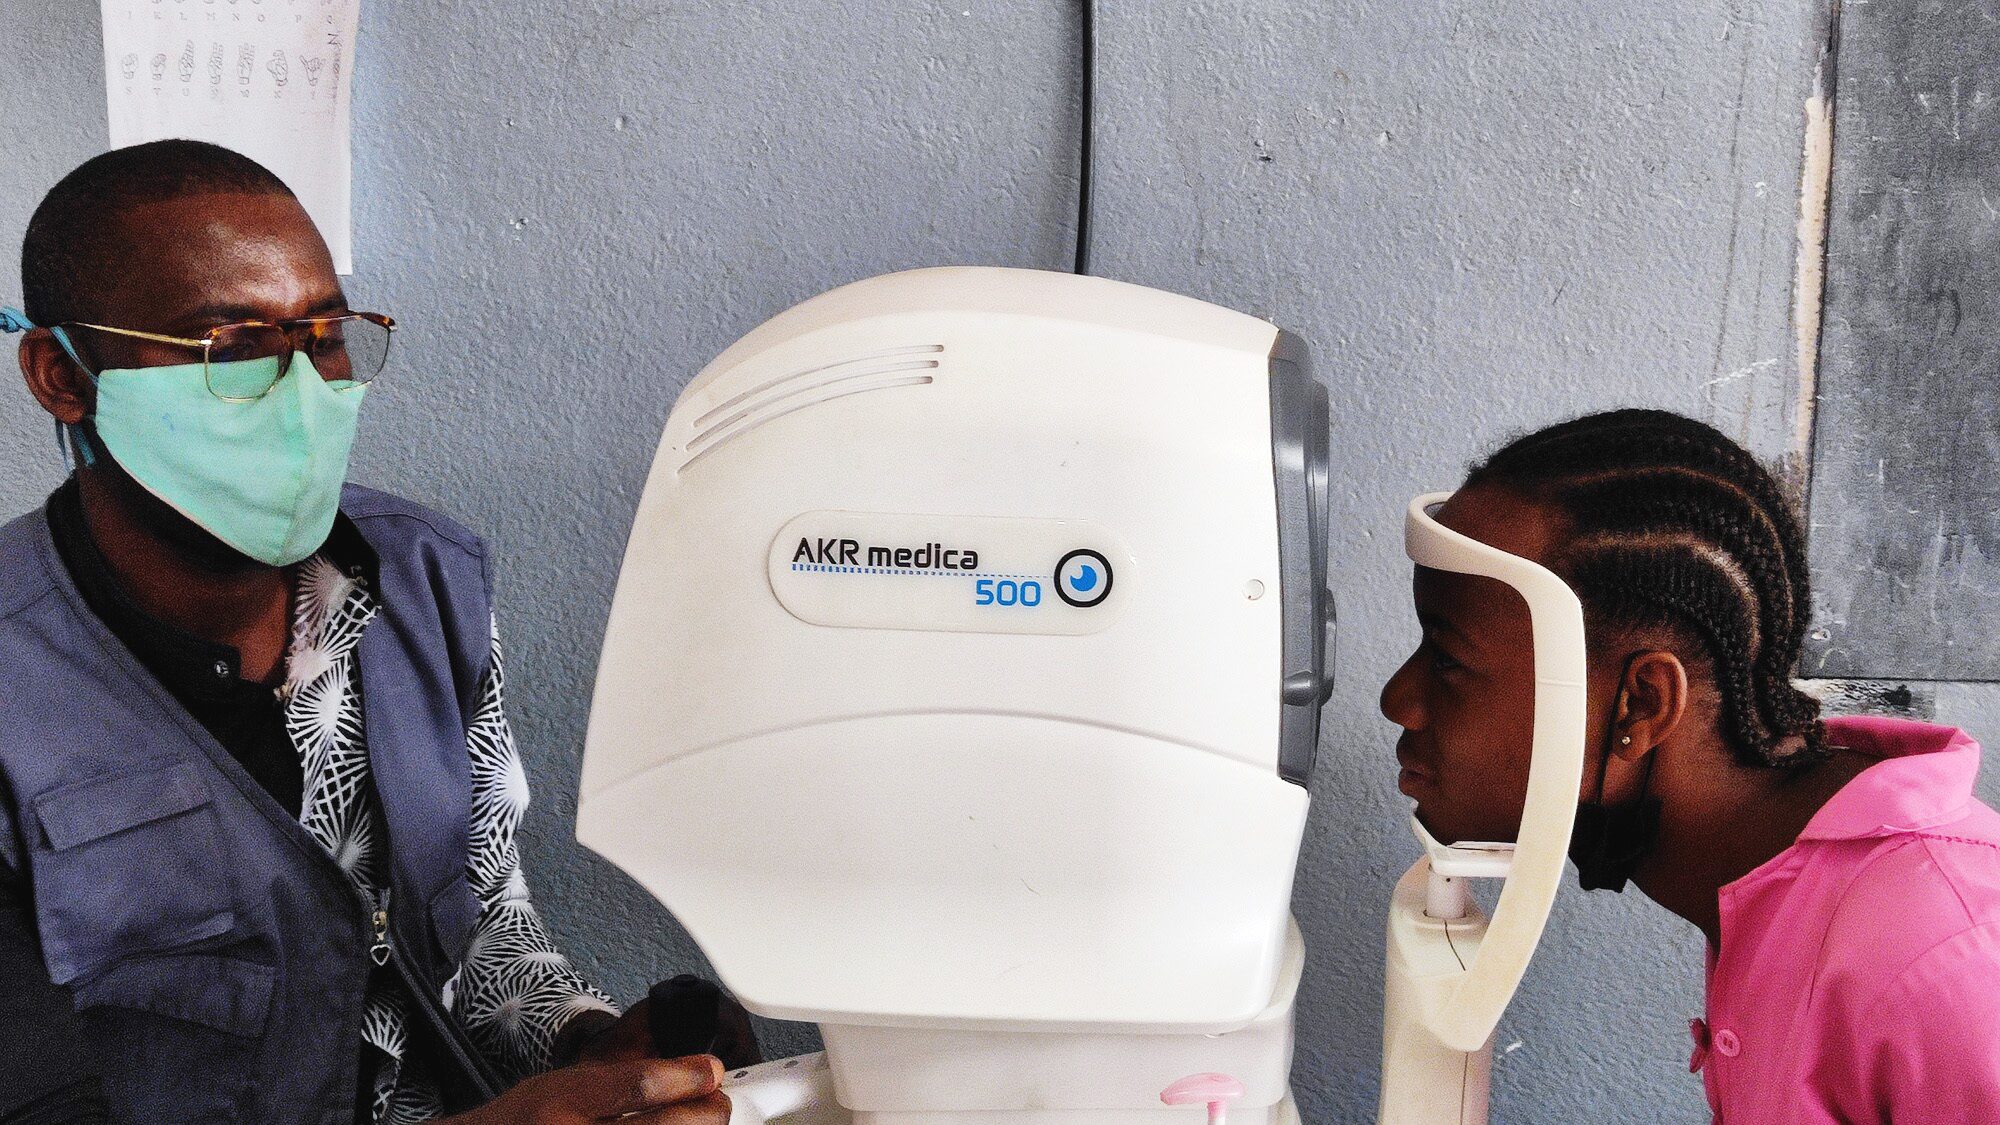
[
  {"x1": 36, "y1": 761, "x2": 211, "y2": 851},
  {"x1": 73, "y1": 952, "x2": 276, "y2": 1038},
  {"x1": 428, "y1": 872, "x2": 479, "y2": 964},
  {"x1": 29, "y1": 760, "x2": 235, "y2": 985}
]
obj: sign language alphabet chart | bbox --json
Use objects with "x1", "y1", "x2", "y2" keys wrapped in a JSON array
[{"x1": 100, "y1": 0, "x2": 362, "y2": 270}]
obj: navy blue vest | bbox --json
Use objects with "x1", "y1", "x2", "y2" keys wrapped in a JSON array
[{"x1": 0, "y1": 485, "x2": 503, "y2": 1122}]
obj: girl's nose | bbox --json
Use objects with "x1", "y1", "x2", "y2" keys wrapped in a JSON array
[{"x1": 1380, "y1": 650, "x2": 1427, "y2": 730}]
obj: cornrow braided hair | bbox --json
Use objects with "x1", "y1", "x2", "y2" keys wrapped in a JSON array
[{"x1": 1465, "y1": 408, "x2": 1827, "y2": 769}]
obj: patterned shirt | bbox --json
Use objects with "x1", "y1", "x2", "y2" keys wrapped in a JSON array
[{"x1": 280, "y1": 555, "x2": 615, "y2": 1122}]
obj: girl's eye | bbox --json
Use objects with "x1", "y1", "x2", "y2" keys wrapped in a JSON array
[{"x1": 1425, "y1": 639, "x2": 1462, "y2": 674}]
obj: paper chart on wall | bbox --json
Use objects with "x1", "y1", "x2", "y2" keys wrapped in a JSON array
[{"x1": 99, "y1": 0, "x2": 361, "y2": 272}]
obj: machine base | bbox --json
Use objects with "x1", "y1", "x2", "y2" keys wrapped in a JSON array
[
  {"x1": 759, "y1": 1095, "x2": 1302, "y2": 1124},
  {"x1": 728, "y1": 1052, "x2": 1300, "y2": 1124}
]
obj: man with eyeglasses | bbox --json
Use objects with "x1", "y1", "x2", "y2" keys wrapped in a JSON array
[{"x1": 0, "y1": 141, "x2": 743, "y2": 1123}]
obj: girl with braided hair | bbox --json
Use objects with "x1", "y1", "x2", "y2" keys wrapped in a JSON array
[{"x1": 1381, "y1": 408, "x2": 2000, "y2": 1122}]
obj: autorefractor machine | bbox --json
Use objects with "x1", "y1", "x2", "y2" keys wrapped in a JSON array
[{"x1": 576, "y1": 267, "x2": 1587, "y2": 1123}]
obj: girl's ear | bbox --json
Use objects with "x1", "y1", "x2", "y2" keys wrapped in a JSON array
[{"x1": 1613, "y1": 650, "x2": 1689, "y2": 762}]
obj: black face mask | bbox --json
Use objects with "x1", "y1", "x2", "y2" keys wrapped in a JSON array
[
  {"x1": 1570, "y1": 792, "x2": 1660, "y2": 892},
  {"x1": 1569, "y1": 717, "x2": 1661, "y2": 893}
]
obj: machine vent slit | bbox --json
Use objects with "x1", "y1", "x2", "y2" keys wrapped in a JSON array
[
  {"x1": 678, "y1": 374, "x2": 936, "y2": 471},
  {"x1": 691, "y1": 344, "x2": 945, "y2": 429},
  {"x1": 685, "y1": 359, "x2": 941, "y2": 456}
]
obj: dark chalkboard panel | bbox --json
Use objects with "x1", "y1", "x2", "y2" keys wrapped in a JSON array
[{"x1": 1804, "y1": 1, "x2": 2000, "y2": 680}]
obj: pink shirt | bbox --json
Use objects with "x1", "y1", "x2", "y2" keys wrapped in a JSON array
[{"x1": 1695, "y1": 716, "x2": 2000, "y2": 1123}]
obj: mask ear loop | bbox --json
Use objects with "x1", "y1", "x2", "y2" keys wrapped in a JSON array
[
  {"x1": 1595, "y1": 657, "x2": 1645, "y2": 806},
  {"x1": 3, "y1": 306, "x2": 101, "y2": 471},
  {"x1": 1571, "y1": 668, "x2": 1665, "y2": 892},
  {"x1": 1593, "y1": 686, "x2": 1630, "y2": 806},
  {"x1": 46, "y1": 326, "x2": 101, "y2": 470},
  {"x1": 1597, "y1": 703, "x2": 1660, "y2": 811}
]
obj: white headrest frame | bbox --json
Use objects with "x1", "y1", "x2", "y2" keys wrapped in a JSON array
[{"x1": 1403, "y1": 491, "x2": 1588, "y2": 1052}]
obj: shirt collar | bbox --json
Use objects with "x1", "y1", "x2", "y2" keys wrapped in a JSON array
[
  {"x1": 320, "y1": 498, "x2": 379, "y2": 591},
  {"x1": 1795, "y1": 715, "x2": 1982, "y2": 841}
]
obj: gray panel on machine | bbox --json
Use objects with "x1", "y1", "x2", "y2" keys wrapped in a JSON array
[{"x1": 1269, "y1": 329, "x2": 1333, "y2": 783}]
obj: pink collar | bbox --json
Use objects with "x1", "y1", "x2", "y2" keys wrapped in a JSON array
[{"x1": 1795, "y1": 716, "x2": 1981, "y2": 842}]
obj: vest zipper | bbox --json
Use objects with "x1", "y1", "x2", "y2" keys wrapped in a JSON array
[
  {"x1": 357, "y1": 887, "x2": 501, "y2": 1100},
  {"x1": 369, "y1": 902, "x2": 391, "y2": 966}
]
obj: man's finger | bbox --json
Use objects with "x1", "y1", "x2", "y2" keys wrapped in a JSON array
[
  {"x1": 575, "y1": 1001, "x2": 655, "y2": 1065},
  {"x1": 579, "y1": 1055, "x2": 723, "y2": 1118},
  {"x1": 621, "y1": 1091, "x2": 731, "y2": 1124}
]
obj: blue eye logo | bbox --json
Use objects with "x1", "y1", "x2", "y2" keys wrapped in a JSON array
[{"x1": 1055, "y1": 549, "x2": 1113, "y2": 608}]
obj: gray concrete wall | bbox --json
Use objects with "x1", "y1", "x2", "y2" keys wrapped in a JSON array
[{"x1": 0, "y1": 2, "x2": 1890, "y2": 1120}]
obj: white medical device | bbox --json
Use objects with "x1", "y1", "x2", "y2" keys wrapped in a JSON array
[
  {"x1": 1379, "y1": 495, "x2": 1587, "y2": 1123},
  {"x1": 578, "y1": 266, "x2": 1331, "y2": 1123}
]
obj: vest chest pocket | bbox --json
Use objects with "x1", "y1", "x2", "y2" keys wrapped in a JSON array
[{"x1": 30, "y1": 759, "x2": 237, "y2": 986}]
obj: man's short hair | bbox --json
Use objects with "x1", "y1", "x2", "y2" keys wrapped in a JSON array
[{"x1": 20, "y1": 139, "x2": 296, "y2": 327}]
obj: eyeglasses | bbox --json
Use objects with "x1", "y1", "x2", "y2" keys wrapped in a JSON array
[{"x1": 61, "y1": 312, "x2": 396, "y2": 402}]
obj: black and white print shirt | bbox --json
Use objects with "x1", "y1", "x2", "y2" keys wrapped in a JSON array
[{"x1": 280, "y1": 555, "x2": 616, "y2": 1123}]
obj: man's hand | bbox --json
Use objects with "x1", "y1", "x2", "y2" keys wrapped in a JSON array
[
  {"x1": 563, "y1": 985, "x2": 761, "y2": 1071},
  {"x1": 439, "y1": 1055, "x2": 728, "y2": 1124}
]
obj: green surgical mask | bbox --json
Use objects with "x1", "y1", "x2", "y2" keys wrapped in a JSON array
[{"x1": 89, "y1": 352, "x2": 366, "y2": 567}]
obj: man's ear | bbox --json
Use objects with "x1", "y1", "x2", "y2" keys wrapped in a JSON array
[
  {"x1": 19, "y1": 328, "x2": 92, "y2": 425},
  {"x1": 1612, "y1": 650, "x2": 1689, "y2": 762}
]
